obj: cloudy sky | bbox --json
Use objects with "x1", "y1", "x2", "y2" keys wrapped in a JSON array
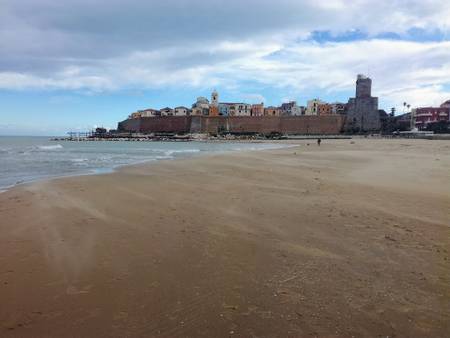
[{"x1": 1, "y1": 0, "x2": 450, "y2": 135}]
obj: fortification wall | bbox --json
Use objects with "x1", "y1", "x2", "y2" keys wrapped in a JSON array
[
  {"x1": 117, "y1": 115, "x2": 345, "y2": 135},
  {"x1": 280, "y1": 115, "x2": 344, "y2": 134},
  {"x1": 117, "y1": 118, "x2": 141, "y2": 133},
  {"x1": 118, "y1": 116, "x2": 191, "y2": 134}
]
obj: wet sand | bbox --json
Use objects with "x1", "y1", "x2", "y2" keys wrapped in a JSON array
[{"x1": 0, "y1": 139, "x2": 449, "y2": 337}]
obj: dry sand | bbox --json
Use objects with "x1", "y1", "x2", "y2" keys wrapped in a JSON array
[{"x1": 0, "y1": 139, "x2": 449, "y2": 337}]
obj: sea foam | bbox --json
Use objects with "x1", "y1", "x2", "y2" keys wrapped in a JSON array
[{"x1": 37, "y1": 144, "x2": 64, "y2": 150}]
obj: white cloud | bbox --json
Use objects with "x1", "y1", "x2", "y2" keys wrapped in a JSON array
[
  {"x1": 1, "y1": 38, "x2": 450, "y2": 109},
  {"x1": 0, "y1": 0, "x2": 450, "y2": 110}
]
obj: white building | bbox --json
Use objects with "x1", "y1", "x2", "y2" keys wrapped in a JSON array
[
  {"x1": 280, "y1": 101, "x2": 303, "y2": 116},
  {"x1": 174, "y1": 106, "x2": 190, "y2": 116},
  {"x1": 229, "y1": 103, "x2": 251, "y2": 116},
  {"x1": 306, "y1": 99, "x2": 325, "y2": 115},
  {"x1": 130, "y1": 108, "x2": 160, "y2": 118},
  {"x1": 160, "y1": 107, "x2": 174, "y2": 116},
  {"x1": 191, "y1": 97, "x2": 210, "y2": 116}
]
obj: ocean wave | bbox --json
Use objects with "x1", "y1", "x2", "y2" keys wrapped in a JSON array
[
  {"x1": 70, "y1": 158, "x2": 90, "y2": 166},
  {"x1": 37, "y1": 144, "x2": 64, "y2": 150},
  {"x1": 70, "y1": 158, "x2": 88, "y2": 163},
  {"x1": 164, "y1": 149, "x2": 201, "y2": 156}
]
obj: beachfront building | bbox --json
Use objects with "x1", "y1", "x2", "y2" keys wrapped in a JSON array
[
  {"x1": 280, "y1": 101, "x2": 302, "y2": 116},
  {"x1": 345, "y1": 74, "x2": 380, "y2": 132},
  {"x1": 441, "y1": 100, "x2": 450, "y2": 109},
  {"x1": 129, "y1": 108, "x2": 161, "y2": 118},
  {"x1": 413, "y1": 102, "x2": 450, "y2": 129},
  {"x1": 174, "y1": 106, "x2": 190, "y2": 116},
  {"x1": 228, "y1": 103, "x2": 251, "y2": 116},
  {"x1": 129, "y1": 112, "x2": 141, "y2": 119},
  {"x1": 218, "y1": 103, "x2": 231, "y2": 116},
  {"x1": 306, "y1": 99, "x2": 325, "y2": 115},
  {"x1": 264, "y1": 106, "x2": 282, "y2": 116},
  {"x1": 330, "y1": 102, "x2": 347, "y2": 115},
  {"x1": 160, "y1": 107, "x2": 174, "y2": 116},
  {"x1": 251, "y1": 103, "x2": 264, "y2": 116},
  {"x1": 318, "y1": 103, "x2": 333, "y2": 115},
  {"x1": 191, "y1": 97, "x2": 210, "y2": 116}
]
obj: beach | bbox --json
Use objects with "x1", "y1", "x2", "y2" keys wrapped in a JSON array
[{"x1": 0, "y1": 139, "x2": 449, "y2": 337}]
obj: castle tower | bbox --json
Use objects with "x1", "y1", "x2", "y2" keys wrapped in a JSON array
[
  {"x1": 345, "y1": 74, "x2": 380, "y2": 132},
  {"x1": 211, "y1": 90, "x2": 219, "y2": 107},
  {"x1": 356, "y1": 74, "x2": 372, "y2": 98}
]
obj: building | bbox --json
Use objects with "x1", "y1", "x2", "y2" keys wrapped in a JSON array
[
  {"x1": 129, "y1": 108, "x2": 160, "y2": 118},
  {"x1": 345, "y1": 74, "x2": 380, "y2": 132},
  {"x1": 209, "y1": 106, "x2": 220, "y2": 116},
  {"x1": 228, "y1": 103, "x2": 251, "y2": 116},
  {"x1": 251, "y1": 103, "x2": 264, "y2": 116},
  {"x1": 211, "y1": 90, "x2": 219, "y2": 107},
  {"x1": 440, "y1": 100, "x2": 450, "y2": 109},
  {"x1": 306, "y1": 99, "x2": 325, "y2": 115},
  {"x1": 318, "y1": 103, "x2": 333, "y2": 115},
  {"x1": 209, "y1": 90, "x2": 220, "y2": 116},
  {"x1": 413, "y1": 104, "x2": 450, "y2": 129},
  {"x1": 174, "y1": 106, "x2": 190, "y2": 116},
  {"x1": 129, "y1": 112, "x2": 141, "y2": 119},
  {"x1": 330, "y1": 102, "x2": 347, "y2": 115},
  {"x1": 218, "y1": 103, "x2": 231, "y2": 116},
  {"x1": 280, "y1": 101, "x2": 302, "y2": 116},
  {"x1": 264, "y1": 106, "x2": 282, "y2": 116},
  {"x1": 191, "y1": 97, "x2": 210, "y2": 116},
  {"x1": 160, "y1": 107, "x2": 174, "y2": 116}
]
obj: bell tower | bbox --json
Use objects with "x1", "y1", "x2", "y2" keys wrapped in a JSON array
[{"x1": 211, "y1": 89, "x2": 219, "y2": 107}]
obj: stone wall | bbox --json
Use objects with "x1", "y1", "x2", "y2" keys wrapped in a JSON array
[
  {"x1": 118, "y1": 116, "x2": 192, "y2": 134},
  {"x1": 345, "y1": 97, "x2": 380, "y2": 132},
  {"x1": 118, "y1": 115, "x2": 345, "y2": 135}
]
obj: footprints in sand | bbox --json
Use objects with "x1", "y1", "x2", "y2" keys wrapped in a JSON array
[{"x1": 2, "y1": 310, "x2": 45, "y2": 332}]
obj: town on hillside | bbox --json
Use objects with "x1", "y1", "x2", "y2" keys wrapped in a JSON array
[
  {"x1": 64, "y1": 74, "x2": 450, "y2": 140},
  {"x1": 123, "y1": 74, "x2": 450, "y2": 135}
]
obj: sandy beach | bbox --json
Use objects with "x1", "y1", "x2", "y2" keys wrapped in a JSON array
[{"x1": 0, "y1": 139, "x2": 449, "y2": 337}]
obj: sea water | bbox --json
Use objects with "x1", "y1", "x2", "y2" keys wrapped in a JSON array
[{"x1": 0, "y1": 136, "x2": 287, "y2": 191}]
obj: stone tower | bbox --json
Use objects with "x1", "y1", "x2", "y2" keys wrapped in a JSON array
[
  {"x1": 211, "y1": 90, "x2": 219, "y2": 107},
  {"x1": 356, "y1": 74, "x2": 371, "y2": 98},
  {"x1": 345, "y1": 74, "x2": 380, "y2": 132}
]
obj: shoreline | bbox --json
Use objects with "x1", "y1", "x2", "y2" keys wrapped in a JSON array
[
  {"x1": 1, "y1": 138, "x2": 449, "y2": 337},
  {"x1": 0, "y1": 140, "x2": 295, "y2": 194}
]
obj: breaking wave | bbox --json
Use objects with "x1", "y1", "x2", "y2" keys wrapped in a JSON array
[{"x1": 37, "y1": 144, "x2": 63, "y2": 150}]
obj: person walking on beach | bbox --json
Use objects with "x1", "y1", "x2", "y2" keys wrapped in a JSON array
[{"x1": 317, "y1": 138, "x2": 321, "y2": 146}]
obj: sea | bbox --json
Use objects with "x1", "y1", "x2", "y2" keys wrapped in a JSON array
[{"x1": 0, "y1": 136, "x2": 287, "y2": 192}]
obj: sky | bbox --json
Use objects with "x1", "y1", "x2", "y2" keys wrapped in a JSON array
[{"x1": 1, "y1": 0, "x2": 450, "y2": 135}]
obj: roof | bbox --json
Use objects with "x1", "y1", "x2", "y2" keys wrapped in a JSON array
[
  {"x1": 174, "y1": 106, "x2": 189, "y2": 110},
  {"x1": 219, "y1": 102, "x2": 250, "y2": 106}
]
